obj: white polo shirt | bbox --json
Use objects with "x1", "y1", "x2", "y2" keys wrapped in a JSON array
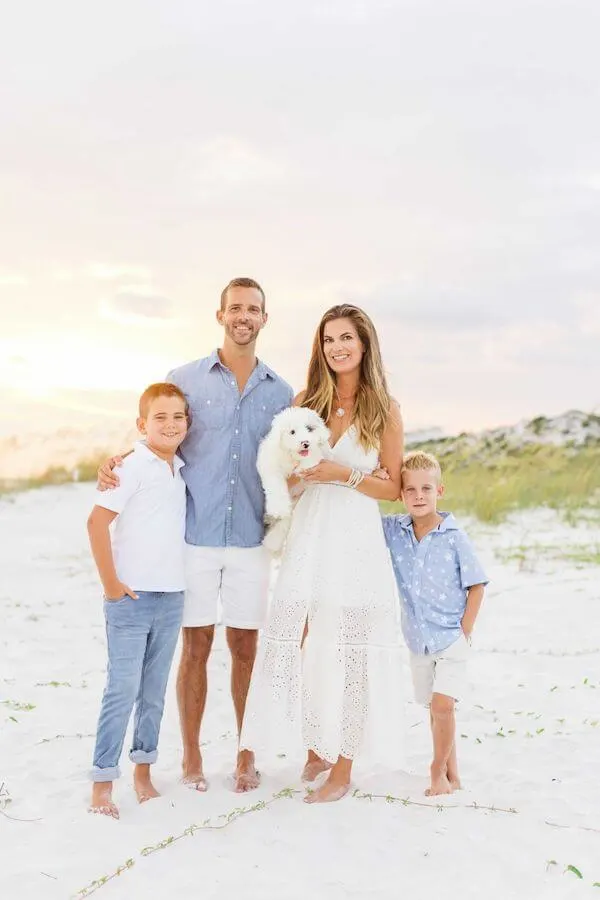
[{"x1": 93, "y1": 441, "x2": 187, "y2": 592}]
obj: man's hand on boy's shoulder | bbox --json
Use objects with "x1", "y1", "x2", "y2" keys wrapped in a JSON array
[{"x1": 97, "y1": 452, "x2": 131, "y2": 491}]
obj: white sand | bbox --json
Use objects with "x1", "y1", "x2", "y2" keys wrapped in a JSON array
[{"x1": 1, "y1": 485, "x2": 599, "y2": 899}]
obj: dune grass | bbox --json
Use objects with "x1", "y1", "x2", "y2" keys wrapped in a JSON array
[
  {"x1": 2, "y1": 441, "x2": 599, "y2": 526},
  {"x1": 382, "y1": 443, "x2": 600, "y2": 523}
]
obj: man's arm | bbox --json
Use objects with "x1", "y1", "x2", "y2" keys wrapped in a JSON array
[
  {"x1": 87, "y1": 506, "x2": 138, "y2": 600},
  {"x1": 461, "y1": 583, "x2": 485, "y2": 639}
]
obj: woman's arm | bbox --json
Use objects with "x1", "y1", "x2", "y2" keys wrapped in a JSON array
[
  {"x1": 351, "y1": 401, "x2": 403, "y2": 501},
  {"x1": 301, "y1": 402, "x2": 404, "y2": 502}
]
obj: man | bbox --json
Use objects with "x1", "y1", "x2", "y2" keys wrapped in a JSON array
[
  {"x1": 99, "y1": 277, "x2": 293, "y2": 793},
  {"x1": 167, "y1": 278, "x2": 293, "y2": 792}
]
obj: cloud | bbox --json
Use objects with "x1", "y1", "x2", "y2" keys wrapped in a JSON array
[
  {"x1": 0, "y1": 273, "x2": 28, "y2": 286},
  {"x1": 191, "y1": 138, "x2": 287, "y2": 197},
  {"x1": 87, "y1": 263, "x2": 152, "y2": 281},
  {"x1": 100, "y1": 288, "x2": 176, "y2": 326}
]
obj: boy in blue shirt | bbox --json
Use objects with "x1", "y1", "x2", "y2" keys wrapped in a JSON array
[{"x1": 382, "y1": 451, "x2": 488, "y2": 797}]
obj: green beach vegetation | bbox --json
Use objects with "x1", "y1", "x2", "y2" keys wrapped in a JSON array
[{"x1": 2, "y1": 411, "x2": 599, "y2": 525}]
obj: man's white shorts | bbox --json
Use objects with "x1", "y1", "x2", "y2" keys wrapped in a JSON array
[
  {"x1": 410, "y1": 633, "x2": 471, "y2": 706},
  {"x1": 183, "y1": 544, "x2": 271, "y2": 630}
]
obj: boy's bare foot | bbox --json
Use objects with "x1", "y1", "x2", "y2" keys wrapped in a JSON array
[
  {"x1": 304, "y1": 772, "x2": 350, "y2": 804},
  {"x1": 234, "y1": 749, "x2": 261, "y2": 793},
  {"x1": 89, "y1": 782, "x2": 119, "y2": 819},
  {"x1": 425, "y1": 766, "x2": 453, "y2": 796},
  {"x1": 133, "y1": 764, "x2": 160, "y2": 804},
  {"x1": 301, "y1": 757, "x2": 333, "y2": 783}
]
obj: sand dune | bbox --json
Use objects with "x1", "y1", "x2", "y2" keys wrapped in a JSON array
[{"x1": 1, "y1": 485, "x2": 599, "y2": 899}]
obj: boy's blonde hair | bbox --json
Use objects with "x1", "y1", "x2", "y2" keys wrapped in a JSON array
[{"x1": 401, "y1": 450, "x2": 442, "y2": 483}]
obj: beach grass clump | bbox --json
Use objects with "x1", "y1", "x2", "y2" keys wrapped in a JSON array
[{"x1": 382, "y1": 441, "x2": 600, "y2": 523}]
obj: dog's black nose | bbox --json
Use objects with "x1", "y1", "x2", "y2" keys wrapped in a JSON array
[{"x1": 301, "y1": 441, "x2": 310, "y2": 449}]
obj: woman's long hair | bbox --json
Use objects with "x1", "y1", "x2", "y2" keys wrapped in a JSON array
[{"x1": 301, "y1": 304, "x2": 392, "y2": 450}]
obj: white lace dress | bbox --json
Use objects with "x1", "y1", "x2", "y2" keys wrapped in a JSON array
[{"x1": 240, "y1": 426, "x2": 404, "y2": 766}]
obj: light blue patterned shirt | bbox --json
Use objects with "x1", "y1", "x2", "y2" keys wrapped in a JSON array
[
  {"x1": 168, "y1": 350, "x2": 293, "y2": 548},
  {"x1": 382, "y1": 512, "x2": 489, "y2": 655}
]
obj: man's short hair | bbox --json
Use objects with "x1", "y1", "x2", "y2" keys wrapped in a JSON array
[
  {"x1": 220, "y1": 277, "x2": 266, "y2": 312},
  {"x1": 401, "y1": 450, "x2": 443, "y2": 483},
  {"x1": 139, "y1": 382, "x2": 189, "y2": 420}
]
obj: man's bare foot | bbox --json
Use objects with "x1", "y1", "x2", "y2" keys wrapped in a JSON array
[
  {"x1": 304, "y1": 773, "x2": 350, "y2": 804},
  {"x1": 181, "y1": 749, "x2": 209, "y2": 791},
  {"x1": 89, "y1": 782, "x2": 119, "y2": 819},
  {"x1": 234, "y1": 749, "x2": 261, "y2": 793},
  {"x1": 133, "y1": 764, "x2": 160, "y2": 804},
  {"x1": 181, "y1": 773, "x2": 209, "y2": 792},
  {"x1": 301, "y1": 757, "x2": 333, "y2": 783},
  {"x1": 425, "y1": 766, "x2": 453, "y2": 796}
]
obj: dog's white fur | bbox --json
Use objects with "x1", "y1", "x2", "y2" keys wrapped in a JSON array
[{"x1": 257, "y1": 406, "x2": 330, "y2": 554}]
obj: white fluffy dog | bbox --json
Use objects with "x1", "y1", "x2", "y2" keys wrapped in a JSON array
[{"x1": 257, "y1": 406, "x2": 330, "y2": 554}]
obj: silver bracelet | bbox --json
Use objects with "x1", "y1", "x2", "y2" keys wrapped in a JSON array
[{"x1": 346, "y1": 468, "x2": 364, "y2": 489}]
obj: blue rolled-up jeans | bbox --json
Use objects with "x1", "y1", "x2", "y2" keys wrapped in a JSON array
[{"x1": 90, "y1": 590, "x2": 184, "y2": 782}]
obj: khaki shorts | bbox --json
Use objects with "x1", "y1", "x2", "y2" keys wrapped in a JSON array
[
  {"x1": 183, "y1": 544, "x2": 271, "y2": 630},
  {"x1": 410, "y1": 633, "x2": 471, "y2": 706}
]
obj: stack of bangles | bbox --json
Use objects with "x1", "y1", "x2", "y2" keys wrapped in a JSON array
[{"x1": 345, "y1": 468, "x2": 364, "y2": 489}]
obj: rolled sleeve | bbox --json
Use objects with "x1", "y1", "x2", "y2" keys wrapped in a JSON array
[{"x1": 455, "y1": 532, "x2": 489, "y2": 589}]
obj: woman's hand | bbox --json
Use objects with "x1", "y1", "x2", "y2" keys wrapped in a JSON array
[
  {"x1": 373, "y1": 466, "x2": 390, "y2": 480},
  {"x1": 300, "y1": 460, "x2": 348, "y2": 484},
  {"x1": 97, "y1": 456, "x2": 124, "y2": 491}
]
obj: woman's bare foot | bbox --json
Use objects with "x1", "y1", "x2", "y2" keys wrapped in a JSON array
[
  {"x1": 133, "y1": 764, "x2": 160, "y2": 804},
  {"x1": 301, "y1": 756, "x2": 333, "y2": 783},
  {"x1": 425, "y1": 765, "x2": 453, "y2": 796},
  {"x1": 89, "y1": 782, "x2": 119, "y2": 819},
  {"x1": 234, "y1": 749, "x2": 261, "y2": 793},
  {"x1": 304, "y1": 772, "x2": 350, "y2": 804}
]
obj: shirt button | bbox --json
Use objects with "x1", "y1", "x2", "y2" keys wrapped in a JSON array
[
  {"x1": 228, "y1": 506, "x2": 232, "y2": 511},
  {"x1": 233, "y1": 454, "x2": 238, "y2": 459},
  {"x1": 231, "y1": 380, "x2": 235, "y2": 386},
  {"x1": 235, "y1": 429, "x2": 239, "y2": 434},
  {"x1": 230, "y1": 479, "x2": 235, "y2": 484}
]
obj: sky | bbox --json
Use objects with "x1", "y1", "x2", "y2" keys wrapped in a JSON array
[{"x1": 1, "y1": 0, "x2": 599, "y2": 436}]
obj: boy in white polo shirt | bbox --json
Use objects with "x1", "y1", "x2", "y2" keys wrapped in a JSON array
[{"x1": 87, "y1": 382, "x2": 189, "y2": 819}]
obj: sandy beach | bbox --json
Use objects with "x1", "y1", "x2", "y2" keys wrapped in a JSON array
[{"x1": 1, "y1": 483, "x2": 599, "y2": 899}]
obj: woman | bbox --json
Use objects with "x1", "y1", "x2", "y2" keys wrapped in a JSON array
[{"x1": 240, "y1": 304, "x2": 405, "y2": 803}]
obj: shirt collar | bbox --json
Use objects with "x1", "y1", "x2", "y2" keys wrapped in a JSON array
[
  {"x1": 209, "y1": 348, "x2": 275, "y2": 381},
  {"x1": 134, "y1": 440, "x2": 185, "y2": 470},
  {"x1": 399, "y1": 511, "x2": 458, "y2": 533}
]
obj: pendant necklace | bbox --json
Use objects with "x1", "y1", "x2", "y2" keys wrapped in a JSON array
[{"x1": 334, "y1": 386, "x2": 354, "y2": 418}]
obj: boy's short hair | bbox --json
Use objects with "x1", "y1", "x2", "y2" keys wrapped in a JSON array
[
  {"x1": 401, "y1": 450, "x2": 443, "y2": 483},
  {"x1": 220, "y1": 277, "x2": 266, "y2": 312},
  {"x1": 139, "y1": 382, "x2": 189, "y2": 421}
]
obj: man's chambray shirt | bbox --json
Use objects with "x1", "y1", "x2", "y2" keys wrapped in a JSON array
[
  {"x1": 382, "y1": 512, "x2": 488, "y2": 656},
  {"x1": 168, "y1": 351, "x2": 293, "y2": 548}
]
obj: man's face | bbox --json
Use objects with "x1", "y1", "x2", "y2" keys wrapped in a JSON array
[
  {"x1": 217, "y1": 286, "x2": 267, "y2": 346},
  {"x1": 401, "y1": 468, "x2": 444, "y2": 519}
]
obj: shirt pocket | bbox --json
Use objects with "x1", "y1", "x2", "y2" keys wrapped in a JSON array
[{"x1": 189, "y1": 398, "x2": 227, "y2": 432}]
